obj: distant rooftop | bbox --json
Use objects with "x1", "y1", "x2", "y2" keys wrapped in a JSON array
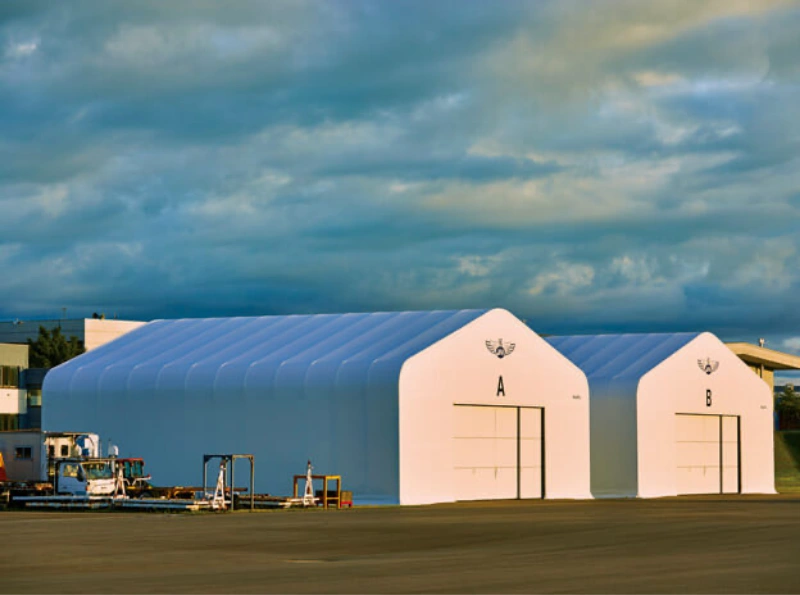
[
  {"x1": 0, "y1": 318, "x2": 146, "y2": 352},
  {"x1": 726, "y1": 342, "x2": 800, "y2": 371}
]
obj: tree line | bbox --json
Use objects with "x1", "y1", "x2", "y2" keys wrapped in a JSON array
[{"x1": 27, "y1": 326, "x2": 85, "y2": 368}]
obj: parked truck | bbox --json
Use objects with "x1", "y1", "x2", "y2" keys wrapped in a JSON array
[
  {"x1": 51, "y1": 457, "x2": 117, "y2": 496},
  {"x1": 0, "y1": 456, "x2": 118, "y2": 507}
]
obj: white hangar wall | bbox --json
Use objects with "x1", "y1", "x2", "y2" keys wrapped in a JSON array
[
  {"x1": 637, "y1": 332, "x2": 774, "y2": 497},
  {"x1": 548, "y1": 333, "x2": 775, "y2": 498},
  {"x1": 399, "y1": 309, "x2": 591, "y2": 504},
  {"x1": 44, "y1": 309, "x2": 592, "y2": 505}
]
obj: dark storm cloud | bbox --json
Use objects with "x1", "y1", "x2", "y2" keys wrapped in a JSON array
[{"x1": 1, "y1": 0, "x2": 800, "y2": 364}]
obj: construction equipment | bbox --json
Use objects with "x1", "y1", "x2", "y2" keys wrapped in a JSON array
[
  {"x1": 115, "y1": 457, "x2": 197, "y2": 500},
  {"x1": 118, "y1": 458, "x2": 150, "y2": 489}
]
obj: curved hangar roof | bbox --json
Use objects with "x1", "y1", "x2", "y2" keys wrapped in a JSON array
[
  {"x1": 546, "y1": 333, "x2": 701, "y2": 383},
  {"x1": 44, "y1": 309, "x2": 488, "y2": 403}
]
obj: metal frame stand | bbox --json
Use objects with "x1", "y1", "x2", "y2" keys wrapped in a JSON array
[
  {"x1": 113, "y1": 466, "x2": 127, "y2": 500},
  {"x1": 292, "y1": 461, "x2": 343, "y2": 509},
  {"x1": 211, "y1": 462, "x2": 227, "y2": 510},
  {"x1": 202, "y1": 454, "x2": 255, "y2": 511},
  {"x1": 302, "y1": 460, "x2": 315, "y2": 506}
]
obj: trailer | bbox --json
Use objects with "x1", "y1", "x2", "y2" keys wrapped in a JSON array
[
  {"x1": 0, "y1": 430, "x2": 100, "y2": 484},
  {"x1": 12, "y1": 455, "x2": 237, "y2": 511},
  {"x1": 11, "y1": 457, "x2": 220, "y2": 511},
  {"x1": 0, "y1": 432, "x2": 101, "y2": 503},
  {"x1": 17, "y1": 495, "x2": 115, "y2": 510},
  {"x1": 5, "y1": 449, "x2": 350, "y2": 512},
  {"x1": 16, "y1": 495, "x2": 216, "y2": 511}
]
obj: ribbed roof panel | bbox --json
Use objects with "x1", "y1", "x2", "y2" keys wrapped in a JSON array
[
  {"x1": 546, "y1": 333, "x2": 700, "y2": 381},
  {"x1": 44, "y1": 310, "x2": 488, "y2": 402}
]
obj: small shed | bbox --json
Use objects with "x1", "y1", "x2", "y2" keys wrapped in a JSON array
[
  {"x1": 547, "y1": 332, "x2": 775, "y2": 498},
  {"x1": 44, "y1": 309, "x2": 591, "y2": 505}
]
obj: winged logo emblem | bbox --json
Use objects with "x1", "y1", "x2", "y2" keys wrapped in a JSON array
[
  {"x1": 486, "y1": 338, "x2": 515, "y2": 359},
  {"x1": 697, "y1": 357, "x2": 719, "y2": 375}
]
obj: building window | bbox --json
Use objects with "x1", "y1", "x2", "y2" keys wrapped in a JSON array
[
  {"x1": 0, "y1": 366, "x2": 20, "y2": 388},
  {"x1": 60, "y1": 445, "x2": 69, "y2": 457},
  {"x1": 60, "y1": 463, "x2": 79, "y2": 478},
  {"x1": 15, "y1": 446, "x2": 32, "y2": 460},
  {"x1": 27, "y1": 389, "x2": 42, "y2": 408},
  {"x1": 0, "y1": 415, "x2": 19, "y2": 431}
]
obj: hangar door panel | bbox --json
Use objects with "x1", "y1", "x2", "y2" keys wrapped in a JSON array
[
  {"x1": 675, "y1": 414, "x2": 740, "y2": 495},
  {"x1": 453, "y1": 405, "x2": 543, "y2": 501},
  {"x1": 721, "y1": 416, "x2": 740, "y2": 494},
  {"x1": 519, "y1": 407, "x2": 543, "y2": 499}
]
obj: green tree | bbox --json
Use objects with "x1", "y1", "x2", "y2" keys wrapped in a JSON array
[
  {"x1": 776, "y1": 384, "x2": 800, "y2": 428},
  {"x1": 27, "y1": 326, "x2": 85, "y2": 368}
]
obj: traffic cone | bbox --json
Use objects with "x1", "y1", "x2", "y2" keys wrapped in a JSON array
[{"x1": 0, "y1": 452, "x2": 7, "y2": 482}]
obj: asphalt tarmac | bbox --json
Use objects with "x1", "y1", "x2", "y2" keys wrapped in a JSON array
[{"x1": 2, "y1": 495, "x2": 799, "y2": 593}]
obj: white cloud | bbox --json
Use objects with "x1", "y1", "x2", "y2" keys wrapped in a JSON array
[
  {"x1": 727, "y1": 239, "x2": 796, "y2": 291},
  {"x1": 5, "y1": 40, "x2": 38, "y2": 59},
  {"x1": 528, "y1": 263, "x2": 595, "y2": 296},
  {"x1": 411, "y1": 92, "x2": 470, "y2": 122},
  {"x1": 610, "y1": 255, "x2": 659, "y2": 285},
  {"x1": 633, "y1": 71, "x2": 683, "y2": 88},
  {"x1": 782, "y1": 338, "x2": 800, "y2": 353},
  {"x1": 455, "y1": 255, "x2": 502, "y2": 278},
  {"x1": 27, "y1": 184, "x2": 70, "y2": 218}
]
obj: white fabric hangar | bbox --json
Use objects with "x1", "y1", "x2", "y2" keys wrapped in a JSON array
[
  {"x1": 44, "y1": 309, "x2": 591, "y2": 504},
  {"x1": 547, "y1": 332, "x2": 775, "y2": 498}
]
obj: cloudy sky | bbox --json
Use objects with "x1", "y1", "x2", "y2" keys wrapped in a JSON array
[{"x1": 1, "y1": 1, "x2": 799, "y2": 373}]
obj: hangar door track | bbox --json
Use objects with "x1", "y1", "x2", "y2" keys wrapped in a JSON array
[{"x1": 453, "y1": 405, "x2": 544, "y2": 501}]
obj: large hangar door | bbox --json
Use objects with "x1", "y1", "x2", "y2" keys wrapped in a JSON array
[
  {"x1": 675, "y1": 414, "x2": 740, "y2": 495},
  {"x1": 453, "y1": 405, "x2": 543, "y2": 501}
]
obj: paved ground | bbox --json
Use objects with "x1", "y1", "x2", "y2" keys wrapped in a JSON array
[{"x1": 2, "y1": 495, "x2": 800, "y2": 593}]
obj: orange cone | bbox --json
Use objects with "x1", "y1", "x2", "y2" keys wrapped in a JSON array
[{"x1": 0, "y1": 452, "x2": 7, "y2": 482}]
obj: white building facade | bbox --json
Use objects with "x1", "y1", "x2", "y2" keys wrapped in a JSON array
[
  {"x1": 548, "y1": 332, "x2": 775, "y2": 498},
  {"x1": 0, "y1": 343, "x2": 28, "y2": 431}
]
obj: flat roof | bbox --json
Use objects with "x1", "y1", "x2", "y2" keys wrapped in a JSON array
[{"x1": 726, "y1": 343, "x2": 800, "y2": 370}]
